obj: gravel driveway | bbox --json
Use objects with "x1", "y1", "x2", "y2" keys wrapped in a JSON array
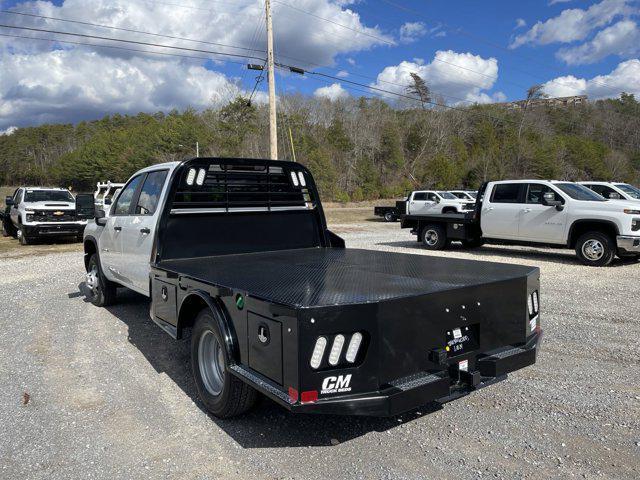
[{"x1": 1, "y1": 221, "x2": 639, "y2": 479}]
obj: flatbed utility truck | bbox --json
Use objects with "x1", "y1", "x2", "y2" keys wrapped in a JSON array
[
  {"x1": 77, "y1": 158, "x2": 542, "y2": 418},
  {"x1": 402, "y1": 180, "x2": 640, "y2": 266}
]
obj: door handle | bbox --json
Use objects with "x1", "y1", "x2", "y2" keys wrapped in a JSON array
[
  {"x1": 113, "y1": 226, "x2": 122, "y2": 232},
  {"x1": 523, "y1": 208, "x2": 532, "y2": 213},
  {"x1": 140, "y1": 227, "x2": 150, "y2": 235}
]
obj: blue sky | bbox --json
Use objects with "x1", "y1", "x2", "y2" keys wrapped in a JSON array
[{"x1": 1, "y1": 0, "x2": 639, "y2": 130}]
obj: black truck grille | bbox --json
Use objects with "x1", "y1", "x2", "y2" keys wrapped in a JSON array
[{"x1": 32, "y1": 210, "x2": 77, "y2": 222}]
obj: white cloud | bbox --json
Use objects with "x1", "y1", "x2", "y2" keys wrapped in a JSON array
[
  {"x1": 549, "y1": 0, "x2": 573, "y2": 5},
  {"x1": 313, "y1": 83, "x2": 349, "y2": 101},
  {"x1": 543, "y1": 59, "x2": 640, "y2": 99},
  {"x1": 371, "y1": 50, "x2": 504, "y2": 105},
  {"x1": 0, "y1": 49, "x2": 252, "y2": 128},
  {"x1": 510, "y1": 0, "x2": 637, "y2": 48},
  {"x1": 399, "y1": 22, "x2": 427, "y2": 44},
  {"x1": 336, "y1": 70, "x2": 349, "y2": 78},
  {"x1": 0, "y1": 0, "x2": 391, "y2": 128},
  {"x1": 556, "y1": 19, "x2": 640, "y2": 64},
  {"x1": 346, "y1": 57, "x2": 356, "y2": 66},
  {"x1": 0, "y1": 126, "x2": 18, "y2": 135},
  {"x1": 515, "y1": 18, "x2": 527, "y2": 29}
]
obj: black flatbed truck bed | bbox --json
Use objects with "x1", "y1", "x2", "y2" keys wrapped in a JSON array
[{"x1": 144, "y1": 159, "x2": 541, "y2": 417}]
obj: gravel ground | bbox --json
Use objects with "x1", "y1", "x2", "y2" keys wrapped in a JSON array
[{"x1": 1, "y1": 220, "x2": 639, "y2": 480}]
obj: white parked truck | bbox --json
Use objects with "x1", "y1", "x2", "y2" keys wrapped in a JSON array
[
  {"x1": 449, "y1": 190, "x2": 478, "y2": 201},
  {"x1": 401, "y1": 190, "x2": 476, "y2": 215},
  {"x1": 401, "y1": 180, "x2": 640, "y2": 266},
  {"x1": 579, "y1": 181, "x2": 640, "y2": 203},
  {"x1": 5, "y1": 187, "x2": 87, "y2": 245}
]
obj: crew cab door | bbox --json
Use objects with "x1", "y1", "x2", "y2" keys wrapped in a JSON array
[
  {"x1": 9, "y1": 189, "x2": 22, "y2": 225},
  {"x1": 481, "y1": 183, "x2": 524, "y2": 239},
  {"x1": 408, "y1": 192, "x2": 439, "y2": 215},
  {"x1": 518, "y1": 183, "x2": 567, "y2": 244},
  {"x1": 99, "y1": 174, "x2": 145, "y2": 283},
  {"x1": 119, "y1": 170, "x2": 169, "y2": 295}
]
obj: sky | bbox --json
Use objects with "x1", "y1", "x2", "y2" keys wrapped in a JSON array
[{"x1": 1, "y1": 0, "x2": 640, "y2": 131}]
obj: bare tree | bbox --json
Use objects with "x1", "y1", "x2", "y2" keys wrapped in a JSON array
[{"x1": 406, "y1": 73, "x2": 431, "y2": 109}]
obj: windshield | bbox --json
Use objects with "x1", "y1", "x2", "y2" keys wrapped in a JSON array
[
  {"x1": 555, "y1": 183, "x2": 606, "y2": 201},
  {"x1": 467, "y1": 192, "x2": 477, "y2": 199},
  {"x1": 437, "y1": 191, "x2": 458, "y2": 200},
  {"x1": 24, "y1": 190, "x2": 74, "y2": 203},
  {"x1": 614, "y1": 183, "x2": 640, "y2": 199}
]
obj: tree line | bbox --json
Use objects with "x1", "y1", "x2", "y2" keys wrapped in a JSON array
[{"x1": 1, "y1": 91, "x2": 639, "y2": 200}]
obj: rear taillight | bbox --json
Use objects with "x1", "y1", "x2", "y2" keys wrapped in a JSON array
[
  {"x1": 528, "y1": 290, "x2": 540, "y2": 332},
  {"x1": 310, "y1": 332, "x2": 364, "y2": 369}
]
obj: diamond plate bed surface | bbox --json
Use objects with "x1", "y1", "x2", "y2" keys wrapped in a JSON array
[{"x1": 158, "y1": 248, "x2": 535, "y2": 308}]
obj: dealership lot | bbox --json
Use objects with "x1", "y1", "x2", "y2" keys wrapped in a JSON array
[{"x1": 1, "y1": 218, "x2": 639, "y2": 480}]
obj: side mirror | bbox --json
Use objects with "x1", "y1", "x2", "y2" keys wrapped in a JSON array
[
  {"x1": 5, "y1": 196, "x2": 14, "y2": 206},
  {"x1": 542, "y1": 192, "x2": 564, "y2": 211},
  {"x1": 608, "y1": 192, "x2": 621, "y2": 199},
  {"x1": 75, "y1": 193, "x2": 96, "y2": 220},
  {"x1": 95, "y1": 208, "x2": 107, "y2": 226}
]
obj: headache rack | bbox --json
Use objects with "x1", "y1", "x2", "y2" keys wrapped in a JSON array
[{"x1": 170, "y1": 160, "x2": 316, "y2": 214}]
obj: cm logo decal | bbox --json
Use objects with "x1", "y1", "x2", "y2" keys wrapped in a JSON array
[{"x1": 321, "y1": 374, "x2": 352, "y2": 395}]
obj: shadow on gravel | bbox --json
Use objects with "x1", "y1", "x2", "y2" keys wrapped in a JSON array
[
  {"x1": 378, "y1": 240, "x2": 640, "y2": 267},
  {"x1": 76, "y1": 284, "x2": 436, "y2": 448}
]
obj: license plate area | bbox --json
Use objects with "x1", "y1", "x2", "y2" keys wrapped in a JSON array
[{"x1": 446, "y1": 324, "x2": 479, "y2": 358}]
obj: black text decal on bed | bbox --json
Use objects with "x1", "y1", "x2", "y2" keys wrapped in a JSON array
[{"x1": 321, "y1": 374, "x2": 352, "y2": 394}]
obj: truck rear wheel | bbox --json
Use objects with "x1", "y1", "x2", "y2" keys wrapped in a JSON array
[
  {"x1": 384, "y1": 212, "x2": 396, "y2": 222},
  {"x1": 575, "y1": 232, "x2": 615, "y2": 266},
  {"x1": 421, "y1": 224, "x2": 447, "y2": 250},
  {"x1": 191, "y1": 309, "x2": 258, "y2": 418},
  {"x1": 85, "y1": 254, "x2": 117, "y2": 306}
]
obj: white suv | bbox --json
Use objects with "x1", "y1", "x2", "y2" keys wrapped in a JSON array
[{"x1": 579, "y1": 182, "x2": 640, "y2": 203}]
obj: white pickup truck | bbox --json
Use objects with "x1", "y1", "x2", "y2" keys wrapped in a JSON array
[
  {"x1": 401, "y1": 179, "x2": 640, "y2": 266},
  {"x1": 579, "y1": 181, "x2": 640, "y2": 203},
  {"x1": 401, "y1": 190, "x2": 476, "y2": 215}
]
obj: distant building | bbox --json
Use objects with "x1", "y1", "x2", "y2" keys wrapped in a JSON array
[{"x1": 495, "y1": 95, "x2": 588, "y2": 110}]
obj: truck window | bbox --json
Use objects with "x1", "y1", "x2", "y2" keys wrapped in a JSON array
[
  {"x1": 588, "y1": 184, "x2": 617, "y2": 198},
  {"x1": 614, "y1": 183, "x2": 640, "y2": 199},
  {"x1": 413, "y1": 192, "x2": 427, "y2": 201},
  {"x1": 555, "y1": 183, "x2": 606, "y2": 201},
  {"x1": 113, "y1": 175, "x2": 144, "y2": 215},
  {"x1": 24, "y1": 190, "x2": 74, "y2": 202},
  {"x1": 15, "y1": 190, "x2": 23, "y2": 204},
  {"x1": 526, "y1": 184, "x2": 564, "y2": 204},
  {"x1": 136, "y1": 170, "x2": 168, "y2": 215},
  {"x1": 490, "y1": 184, "x2": 523, "y2": 203},
  {"x1": 436, "y1": 192, "x2": 457, "y2": 200},
  {"x1": 427, "y1": 193, "x2": 439, "y2": 202}
]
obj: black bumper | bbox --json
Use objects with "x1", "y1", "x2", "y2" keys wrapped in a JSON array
[
  {"x1": 233, "y1": 331, "x2": 542, "y2": 417},
  {"x1": 23, "y1": 223, "x2": 86, "y2": 238}
]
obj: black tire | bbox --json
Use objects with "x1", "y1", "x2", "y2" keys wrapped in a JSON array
[
  {"x1": 575, "y1": 231, "x2": 615, "y2": 267},
  {"x1": 18, "y1": 228, "x2": 30, "y2": 245},
  {"x1": 85, "y1": 253, "x2": 117, "y2": 306},
  {"x1": 462, "y1": 238, "x2": 484, "y2": 249},
  {"x1": 191, "y1": 308, "x2": 258, "y2": 418},
  {"x1": 421, "y1": 224, "x2": 447, "y2": 250},
  {"x1": 383, "y1": 212, "x2": 396, "y2": 222}
]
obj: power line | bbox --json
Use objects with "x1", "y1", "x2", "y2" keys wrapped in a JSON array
[
  {"x1": 0, "y1": 9, "x2": 265, "y2": 54},
  {"x1": 0, "y1": 23, "x2": 266, "y2": 62},
  {"x1": 0, "y1": 32, "x2": 251, "y2": 67}
]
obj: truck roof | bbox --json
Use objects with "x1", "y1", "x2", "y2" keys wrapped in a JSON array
[
  {"x1": 158, "y1": 248, "x2": 536, "y2": 308},
  {"x1": 21, "y1": 187, "x2": 70, "y2": 191}
]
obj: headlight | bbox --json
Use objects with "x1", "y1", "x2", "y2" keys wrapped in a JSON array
[
  {"x1": 624, "y1": 209, "x2": 640, "y2": 215},
  {"x1": 632, "y1": 219, "x2": 640, "y2": 232},
  {"x1": 26, "y1": 214, "x2": 34, "y2": 222}
]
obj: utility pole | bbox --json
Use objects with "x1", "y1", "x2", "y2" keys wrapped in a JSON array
[{"x1": 265, "y1": 0, "x2": 278, "y2": 160}]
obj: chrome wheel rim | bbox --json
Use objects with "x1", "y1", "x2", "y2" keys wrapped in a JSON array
[
  {"x1": 425, "y1": 229, "x2": 439, "y2": 246},
  {"x1": 198, "y1": 330, "x2": 225, "y2": 396},
  {"x1": 86, "y1": 264, "x2": 100, "y2": 297},
  {"x1": 582, "y1": 239, "x2": 604, "y2": 261}
]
